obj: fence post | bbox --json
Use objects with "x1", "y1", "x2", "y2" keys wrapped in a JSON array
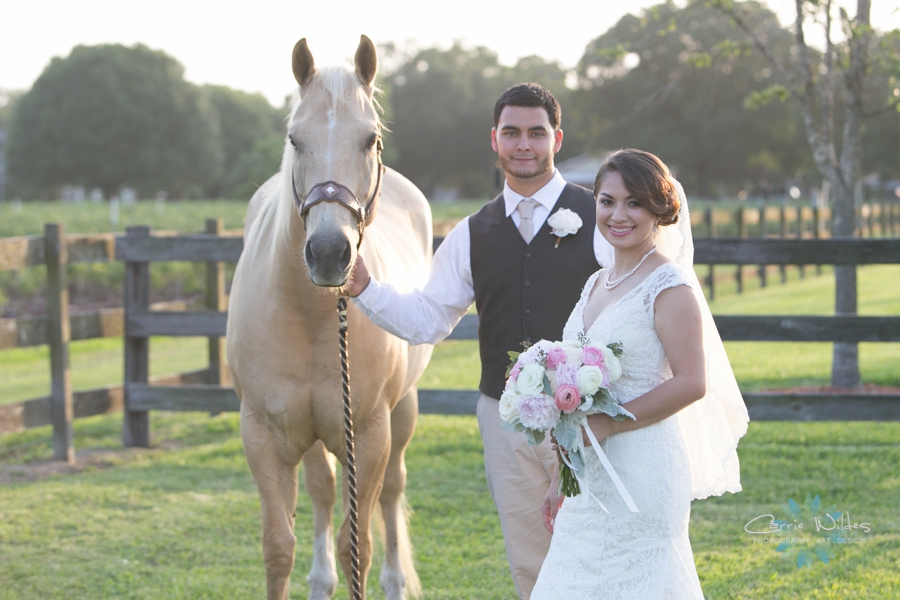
[
  {"x1": 758, "y1": 206, "x2": 767, "y2": 287},
  {"x1": 814, "y1": 206, "x2": 823, "y2": 275},
  {"x1": 704, "y1": 207, "x2": 715, "y2": 300},
  {"x1": 796, "y1": 206, "x2": 806, "y2": 279},
  {"x1": 779, "y1": 206, "x2": 788, "y2": 283},
  {"x1": 45, "y1": 224, "x2": 75, "y2": 464},
  {"x1": 736, "y1": 208, "x2": 746, "y2": 293},
  {"x1": 205, "y1": 218, "x2": 228, "y2": 392},
  {"x1": 124, "y1": 226, "x2": 151, "y2": 447}
]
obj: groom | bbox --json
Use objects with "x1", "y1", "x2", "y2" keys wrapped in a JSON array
[{"x1": 347, "y1": 83, "x2": 612, "y2": 599}]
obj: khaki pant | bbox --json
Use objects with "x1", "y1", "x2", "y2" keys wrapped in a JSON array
[{"x1": 476, "y1": 394, "x2": 558, "y2": 600}]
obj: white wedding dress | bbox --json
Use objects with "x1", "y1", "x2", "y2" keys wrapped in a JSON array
[{"x1": 531, "y1": 263, "x2": 705, "y2": 599}]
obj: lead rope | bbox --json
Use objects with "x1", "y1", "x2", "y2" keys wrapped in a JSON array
[{"x1": 337, "y1": 297, "x2": 362, "y2": 600}]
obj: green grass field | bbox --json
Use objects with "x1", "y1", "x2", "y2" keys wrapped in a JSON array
[
  {"x1": 0, "y1": 413, "x2": 897, "y2": 599},
  {"x1": 1, "y1": 201, "x2": 898, "y2": 598}
]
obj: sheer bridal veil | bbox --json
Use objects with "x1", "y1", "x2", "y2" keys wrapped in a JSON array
[{"x1": 657, "y1": 182, "x2": 750, "y2": 499}]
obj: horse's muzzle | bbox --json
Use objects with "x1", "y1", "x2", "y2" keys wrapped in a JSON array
[{"x1": 305, "y1": 233, "x2": 353, "y2": 287}]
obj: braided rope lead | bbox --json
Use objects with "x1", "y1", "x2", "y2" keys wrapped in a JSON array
[{"x1": 337, "y1": 298, "x2": 362, "y2": 600}]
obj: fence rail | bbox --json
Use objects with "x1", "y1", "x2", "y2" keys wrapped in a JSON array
[
  {"x1": 2, "y1": 222, "x2": 899, "y2": 459},
  {"x1": 0, "y1": 221, "x2": 234, "y2": 460}
]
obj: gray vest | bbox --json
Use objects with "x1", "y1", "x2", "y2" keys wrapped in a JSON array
[{"x1": 469, "y1": 182, "x2": 601, "y2": 399}]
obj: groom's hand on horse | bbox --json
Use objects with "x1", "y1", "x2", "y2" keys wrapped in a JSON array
[{"x1": 345, "y1": 255, "x2": 371, "y2": 297}]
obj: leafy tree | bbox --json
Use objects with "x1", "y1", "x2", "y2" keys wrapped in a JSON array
[
  {"x1": 384, "y1": 43, "x2": 509, "y2": 198},
  {"x1": 567, "y1": 1, "x2": 811, "y2": 197},
  {"x1": 861, "y1": 30, "x2": 900, "y2": 183},
  {"x1": 0, "y1": 88, "x2": 24, "y2": 201},
  {"x1": 202, "y1": 85, "x2": 285, "y2": 199},
  {"x1": 7, "y1": 43, "x2": 222, "y2": 199},
  {"x1": 0, "y1": 88, "x2": 23, "y2": 130},
  {"x1": 383, "y1": 44, "x2": 572, "y2": 198},
  {"x1": 709, "y1": 0, "x2": 887, "y2": 388}
]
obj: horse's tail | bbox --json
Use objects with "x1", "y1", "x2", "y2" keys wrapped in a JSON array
[
  {"x1": 373, "y1": 492, "x2": 421, "y2": 599},
  {"x1": 396, "y1": 493, "x2": 421, "y2": 599}
]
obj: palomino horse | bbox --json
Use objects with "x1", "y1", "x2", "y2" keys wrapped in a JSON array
[{"x1": 226, "y1": 35, "x2": 433, "y2": 600}]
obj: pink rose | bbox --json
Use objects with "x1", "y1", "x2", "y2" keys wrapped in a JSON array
[
  {"x1": 554, "y1": 384, "x2": 581, "y2": 414},
  {"x1": 546, "y1": 347, "x2": 567, "y2": 370},
  {"x1": 581, "y1": 346, "x2": 605, "y2": 368}
]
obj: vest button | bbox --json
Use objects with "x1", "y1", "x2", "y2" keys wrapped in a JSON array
[
  {"x1": 525, "y1": 252, "x2": 532, "y2": 259},
  {"x1": 524, "y1": 309, "x2": 531, "y2": 315},
  {"x1": 524, "y1": 281, "x2": 531, "y2": 287}
]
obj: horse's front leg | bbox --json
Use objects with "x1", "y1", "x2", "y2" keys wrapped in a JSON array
[
  {"x1": 242, "y1": 405, "x2": 301, "y2": 600},
  {"x1": 303, "y1": 440, "x2": 339, "y2": 599},
  {"x1": 337, "y1": 411, "x2": 391, "y2": 600},
  {"x1": 380, "y1": 388, "x2": 420, "y2": 600}
]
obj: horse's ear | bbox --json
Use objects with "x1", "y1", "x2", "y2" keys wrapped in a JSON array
[
  {"x1": 293, "y1": 38, "x2": 315, "y2": 88},
  {"x1": 354, "y1": 35, "x2": 378, "y2": 92}
]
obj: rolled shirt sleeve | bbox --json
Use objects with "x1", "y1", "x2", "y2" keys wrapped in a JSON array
[{"x1": 352, "y1": 217, "x2": 475, "y2": 345}]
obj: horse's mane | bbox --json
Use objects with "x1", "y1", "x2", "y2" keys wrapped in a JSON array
[{"x1": 291, "y1": 65, "x2": 383, "y2": 119}]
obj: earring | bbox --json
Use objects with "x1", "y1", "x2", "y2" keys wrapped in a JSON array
[{"x1": 653, "y1": 222, "x2": 659, "y2": 233}]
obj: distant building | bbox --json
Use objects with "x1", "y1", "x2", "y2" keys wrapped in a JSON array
[{"x1": 556, "y1": 153, "x2": 607, "y2": 189}]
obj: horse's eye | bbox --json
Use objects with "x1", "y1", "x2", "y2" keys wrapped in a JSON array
[
  {"x1": 288, "y1": 134, "x2": 298, "y2": 149},
  {"x1": 366, "y1": 133, "x2": 379, "y2": 149}
]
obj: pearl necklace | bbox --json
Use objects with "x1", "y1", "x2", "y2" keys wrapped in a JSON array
[{"x1": 604, "y1": 246, "x2": 657, "y2": 290}]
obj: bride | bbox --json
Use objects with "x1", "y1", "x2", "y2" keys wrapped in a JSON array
[{"x1": 530, "y1": 149, "x2": 748, "y2": 599}]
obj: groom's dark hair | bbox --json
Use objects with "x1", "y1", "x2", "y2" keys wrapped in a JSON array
[{"x1": 493, "y1": 83, "x2": 561, "y2": 130}]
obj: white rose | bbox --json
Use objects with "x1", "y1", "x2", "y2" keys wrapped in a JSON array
[
  {"x1": 560, "y1": 339, "x2": 583, "y2": 364},
  {"x1": 516, "y1": 362, "x2": 546, "y2": 395},
  {"x1": 499, "y1": 390, "x2": 520, "y2": 423},
  {"x1": 547, "y1": 208, "x2": 583, "y2": 237},
  {"x1": 576, "y1": 365, "x2": 603, "y2": 397},
  {"x1": 601, "y1": 346, "x2": 623, "y2": 382}
]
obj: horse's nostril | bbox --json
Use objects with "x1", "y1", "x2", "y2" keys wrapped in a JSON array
[
  {"x1": 305, "y1": 241, "x2": 316, "y2": 271},
  {"x1": 339, "y1": 241, "x2": 352, "y2": 272}
]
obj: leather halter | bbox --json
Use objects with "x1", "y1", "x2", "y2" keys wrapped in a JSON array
[{"x1": 293, "y1": 141, "x2": 385, "y2": 249}]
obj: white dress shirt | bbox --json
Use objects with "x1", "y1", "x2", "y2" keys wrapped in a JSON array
[{"x1": 352, "y1": 170, "x2": 614, "y2": 345}]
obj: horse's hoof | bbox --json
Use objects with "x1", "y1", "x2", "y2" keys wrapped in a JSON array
[{"x1": 307, "y1": 572, "x2": 337, "y2": 600}]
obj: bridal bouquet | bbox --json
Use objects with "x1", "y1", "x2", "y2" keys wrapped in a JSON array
[{"x1": 501, "y1": 334, "x2": 634, "y2": 497}]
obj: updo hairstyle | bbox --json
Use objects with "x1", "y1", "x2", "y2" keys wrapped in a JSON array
[{"x1": 593, "y1": 149, "x2": 680, "y2": 227}]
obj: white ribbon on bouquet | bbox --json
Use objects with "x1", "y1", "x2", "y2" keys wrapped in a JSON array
[{"x1": 560, "y1": 422, "x2": 639, "y2": 514}]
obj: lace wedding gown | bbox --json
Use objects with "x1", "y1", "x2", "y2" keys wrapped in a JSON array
[{"x1": 531, "y1": 263, "x2": 704, "y2": 599}]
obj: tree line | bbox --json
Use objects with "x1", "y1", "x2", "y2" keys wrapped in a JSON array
[{"x1": 3, "y1": 0, "x2": 898, "y2": 202}]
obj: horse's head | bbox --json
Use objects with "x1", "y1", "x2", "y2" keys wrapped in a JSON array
[{"x1": 288, "y1": 35, "x2": 383, "y2": 287}]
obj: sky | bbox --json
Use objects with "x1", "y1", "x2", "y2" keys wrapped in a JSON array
[{"x1": 2, "y1": 0, "x2": 899, "y2": 106}]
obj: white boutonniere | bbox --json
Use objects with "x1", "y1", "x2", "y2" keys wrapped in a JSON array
[{"x1": 547, "y1": 208, "x2": 583, "y2": 248}]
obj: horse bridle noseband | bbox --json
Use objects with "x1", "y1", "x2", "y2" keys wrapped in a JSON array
[{"x1": 293, "y1": 139, "x2": 385, "y2": 249}]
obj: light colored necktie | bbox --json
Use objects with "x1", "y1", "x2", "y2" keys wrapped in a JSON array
[{"x1": 517, "y1": 199, "x2": 536, "y2": 244}]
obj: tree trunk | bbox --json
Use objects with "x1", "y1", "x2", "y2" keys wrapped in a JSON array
[{"x1": 829, "y1": 0, "x2": 870, "y2": 389}]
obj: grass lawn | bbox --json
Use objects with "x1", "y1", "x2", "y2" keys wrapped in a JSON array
[
  {"x1": 419, "y1": 264, "x2": 900, "y2": 393},
  {"x1": 1, "y1": 201, "x2": 898, "y2": 597},
  {"x1": 0, "y1": 338, "x2": 210, "y2": 406},
  {"x1": 0, "y1": 413, "x2": 897, "y2": 599},
  {"x1": 0, "y1": 199, "x2": 483, "y2": 237}
]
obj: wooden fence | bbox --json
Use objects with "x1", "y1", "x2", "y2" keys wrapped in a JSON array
[
  {"x1": 0, "y1": 220, "x2": 234, "y2": 461},
  {"x1": 2, "y1": 219, "x2": 900, "y2": 457},
  {"x1": 692, "y1": 202, "x2": 900, "y2": 299}
]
